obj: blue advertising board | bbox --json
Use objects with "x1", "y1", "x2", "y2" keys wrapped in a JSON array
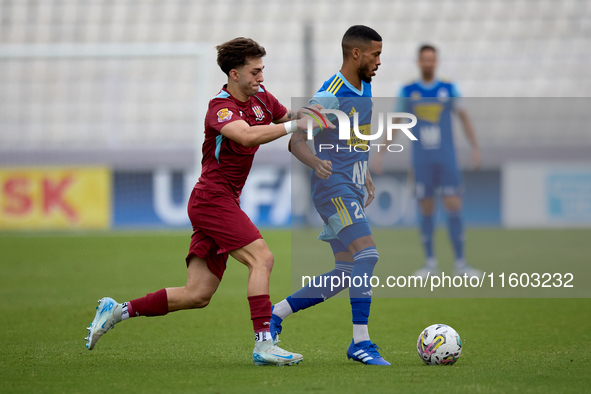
[{"x1": 111, "y1": 167, "x2": 501, "y2": 229}]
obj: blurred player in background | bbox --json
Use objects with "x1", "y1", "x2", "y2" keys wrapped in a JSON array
[
  {"x1": 373, "y1": 44, "x2": 481, "y2": 278},
  {"x1": 85, "y1": 37, "x2": 333, "y2": 366},
  {"x1": 271, "y1": 25, "x2": 390, "y2": 365}
]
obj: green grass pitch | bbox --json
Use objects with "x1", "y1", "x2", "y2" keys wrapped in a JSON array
[{"x1": 1, "y1": 229, "x2": 590, "y2": 393}]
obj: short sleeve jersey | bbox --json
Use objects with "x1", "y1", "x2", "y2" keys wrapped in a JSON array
[
  {"x1": 195, "y1": 84, "x2": 287, "y2": 199},
  {"x1": 309, "y1": 71, "x2": 373, "y2": 206},
  {"x1": 396, "y1": 79, "x2": 462, "y2": 166}
]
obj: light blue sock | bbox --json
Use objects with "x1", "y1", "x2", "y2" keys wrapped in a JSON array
[
  {"x1": 447, "y1": 210, "x2": 464, "y2": 262},
  {"x1": 286, "y1": 261, "x2": 353, "y2": 313},
  {"x1": 420, "y1": 214, "x2": 435, "y2": 260},
  {"x1": 350, "y1": 247, "x2": 379, "y2": 325}
]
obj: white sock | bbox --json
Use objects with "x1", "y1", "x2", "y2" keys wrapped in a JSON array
[
  {"x1": 255, "y1": 331, "x2": 273, "y2": 342},
  {"x1": 273, "y1": 299, "x2": 293, "y2": 320},
  {"x1": 120, "y1": 302, "x2": 130, "y2": 321},
  {"x1": 353, "y1": 324, "x2": 370, "y2": 344},
  {"x1": 455, "y1": 258, "x2": 466, "y2": 270}
]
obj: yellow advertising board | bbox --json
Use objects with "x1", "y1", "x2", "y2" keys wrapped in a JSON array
[{"x1": 0, "y1": 167, "x2": 111, "y2": 230}]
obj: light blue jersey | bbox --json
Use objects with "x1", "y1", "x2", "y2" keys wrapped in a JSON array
[
  {"x1": 396, "y1": 79, "x2": 462, "y2": 167},
  {"x1": 308, "y1": 71, "x2": 373, "y2": 246},
  {"x1": 396, "y1": 79, "x2": 463, "y2": 198},
  {"x1": 310, "y1": 71, "x2": 373, "y2": 207}
]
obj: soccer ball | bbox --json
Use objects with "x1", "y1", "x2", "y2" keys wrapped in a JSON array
[{"x1": 416, "y1": 324, "x2": 462, "y2": 365}]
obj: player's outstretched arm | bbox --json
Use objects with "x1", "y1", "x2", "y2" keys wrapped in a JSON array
[
  {"x1": 219, "y1": 119, "x2": 294, "y2": 147},
  {"x1": 275, "y1": 104, "x2": 333, "y2": 125},
  {"x1": 220, "y1": 107, "x2": 334, "y2": 148},
  {"x1": 457, "y1": 109, "x2": 481, "y2": 169},
  {"x1": 274, "y1": 109, "x2": 299, "y2": 123},
  {"x1": 289, "y1": 131, "x2": 332, "y2": 179}
]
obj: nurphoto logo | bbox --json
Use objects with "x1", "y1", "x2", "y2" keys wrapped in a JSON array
[{"x1": 305, "y1": 108, "x2": 418, "y2": 153}]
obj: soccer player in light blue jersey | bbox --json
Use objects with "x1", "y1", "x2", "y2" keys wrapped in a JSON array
[
  {"x1": 271, "y1": 25, "x2": 390, "y2": 365},
  {"x1": 374, "y1": 44, "x2": 482, "y2": 278}
]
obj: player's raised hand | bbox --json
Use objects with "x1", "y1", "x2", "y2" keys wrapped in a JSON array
[
  {"x1": 313, "y1": 159, "x2": 332, "y2": 179},
  {"x1": 296, "y1": 104, "x2": 336, "y2": 132},
  {"x1": 310, "y1": 104, "x2": 336, "y2": 130}
]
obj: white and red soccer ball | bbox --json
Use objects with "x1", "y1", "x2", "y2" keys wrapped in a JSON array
[{"x1": 417, "y1": 324, "x2": 462, "y2": 365}]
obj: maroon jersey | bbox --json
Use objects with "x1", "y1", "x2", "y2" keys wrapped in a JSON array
[{"x1": 195, "y1": 84, "x2": 287, "y2": 199}]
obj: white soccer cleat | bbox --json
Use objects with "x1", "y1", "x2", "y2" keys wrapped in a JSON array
[
  {"x1": 454, "y1": 264, "x2": 483, "y2": 278},
  {"x1": 85, "y1": 297, "x2": 122, "y2": 350},
  {"x1": 252, "y1": 339, "x2": 303, "y2": 366},
  {"x1": 412, "y1": 265, "x2": 439, "y2": 279}
]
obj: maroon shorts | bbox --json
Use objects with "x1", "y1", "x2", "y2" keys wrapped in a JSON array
[{"x1": 185, "y1": 188, "x2": 262, "y2": 281}]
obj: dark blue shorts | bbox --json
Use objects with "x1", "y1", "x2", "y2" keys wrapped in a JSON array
[{"x1": 413, "y1": 161, "x2": 463, "y2": 199}]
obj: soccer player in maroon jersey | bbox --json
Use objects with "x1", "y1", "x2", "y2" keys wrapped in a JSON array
[{"x1": 85, "y1": 37, "x2": 332, "y2": 366}]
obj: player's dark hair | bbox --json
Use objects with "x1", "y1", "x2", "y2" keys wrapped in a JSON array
[
  {"x1": 216, "y1": 37, "x2": 266, "y2": 76},
  {"x1": 418, "y1": 44, "x2": 437, "y2": 56},
  {"x1": 341, "y1": 25, "x2": 382, "y2": 58}
]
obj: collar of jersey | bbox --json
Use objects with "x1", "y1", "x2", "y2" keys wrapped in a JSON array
[
  {"x1": 218, "y1": 85, "x2": 255, "y2": 107},
  {"x1": 416, "y1": 78, "x2": 441, "y2": 91},
  {"x1": 337, "y1": 71, "x2": 363, "y2": 96}
]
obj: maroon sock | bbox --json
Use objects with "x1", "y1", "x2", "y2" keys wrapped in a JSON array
[
  {"x1": 248, "y1": 294, "x2": 272, "y2": 333},
  {"x1": 128, "y1": 289, "x2": 169, "y2": 317}
]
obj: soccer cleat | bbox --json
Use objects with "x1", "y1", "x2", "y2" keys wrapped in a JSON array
[
  {"x1": 347, "y1": 339, "x2": 391, "y2": 366},
  {"x1": 269, "y1": 305, "x2": 283, "y2": 344},
  {"x1": 252, "y1": 339, "x2": 303, "y2": 366},
  {"x1": 454, "y1": 264, "x2": 483, "y2": 278},
  {"x1": 412, "y1": 264, "x2": 439, "y2": 279},
  {"x1": 85, "y1": 297, "x2": 122, "y2": 350}
]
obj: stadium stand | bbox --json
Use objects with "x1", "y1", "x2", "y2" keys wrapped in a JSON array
[{"x1": 0, "y1": 0, "x2": 589, "y2": 169}]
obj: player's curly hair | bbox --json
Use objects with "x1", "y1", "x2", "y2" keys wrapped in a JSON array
[{"x1": 216, "y1": 37, "x2": 266, "y2": 76}]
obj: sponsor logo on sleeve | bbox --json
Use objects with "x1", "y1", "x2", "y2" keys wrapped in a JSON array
[{"x1": 217, "y1": 108, "x2": 233, "y2": 122}]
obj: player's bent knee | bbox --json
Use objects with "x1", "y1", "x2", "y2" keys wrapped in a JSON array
[
  {"x1": 260, "y1": 250, "x2": 274, "y2": 273},
  {"x1": 252, "y1": 245, "x2": 274, "y2": 270},
  {"x1": 246, "y1": 250, "x2": 274, "y2": 275},
  {"x1": 183, "y1": 286, "x2": 215, "y2": 309},
  {"x1": 353, "y1": 247, "x2": 379, "y2": 266},
  {"x1": 188, "y1": 295, "x2": 211, "y2": 309}
]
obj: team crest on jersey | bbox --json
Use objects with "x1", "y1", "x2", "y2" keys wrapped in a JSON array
[
  {"x1": 438, "y1": 87, "x2": 449, "y2": 102},
  {"x1": 252, "y1": 105, "x2": 265, "y2": 122},
  {"x1": 217, "y1": 108, "x2": 233, "y2": 122},
  {"x1": 411, "y1": 91, "x2": 422, "y2": 100}
]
